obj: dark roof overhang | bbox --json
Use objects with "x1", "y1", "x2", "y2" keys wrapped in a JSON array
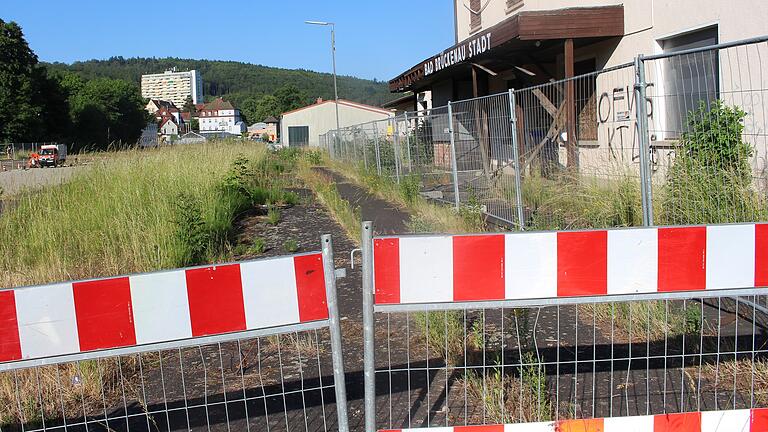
[{"x1": 388, "y1": 5, "x2": 624, "y2": 92}]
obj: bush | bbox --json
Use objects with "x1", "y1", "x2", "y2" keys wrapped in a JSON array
[
  {"x1": 660, "y1": 101, "x2": 765, "y2": 224},
  {"x1": 174, "y1": 192, "x2": 211, "y2": 265},
  {"x1": 458, "y1": 192, "x2": 485, "y2": 231},
  {"x1": 399, "y1": 174, "x2": 421, "y2": 204}
]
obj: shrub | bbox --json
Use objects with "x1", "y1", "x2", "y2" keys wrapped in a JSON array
[
  {"x1": 173, "y1": 192, "x2": 211, "y2": 265},
  {"x1": 660, "y1": 100, "x2": 765, "y2": 224},
  {"x1": 458, "y1": 192, "x2": 485, "y2": 231},
  {"x1": 399, "y1": 174, "x2": 421, "y2": 204}
]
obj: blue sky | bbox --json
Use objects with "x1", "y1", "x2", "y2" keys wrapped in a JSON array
[{"x1": 3, "y1": 0, "x2": 455, "y2": 81}]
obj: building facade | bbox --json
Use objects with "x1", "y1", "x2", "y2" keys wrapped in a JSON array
[
  {"x1": 248, "y1": 116, "x2": 279, "y2": 142},
  {"x1": 141, "y1": 70, "x2": 203, "y2": 108},
  {"x1": 198, "y1": 98, "x2": 246, "y2": 135},
  {"x1": 387, "y1": 0, "x2": 768, "y2": 177},
  {"x1": 281, "y1": 99, "x2": 393, "y2": 147}
]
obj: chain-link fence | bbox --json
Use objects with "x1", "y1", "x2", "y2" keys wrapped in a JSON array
[{"x1": 323, "y1": 37, "x2": 768, "y2": 231}]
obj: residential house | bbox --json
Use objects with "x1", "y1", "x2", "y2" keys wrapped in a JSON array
[
  {"x1": 159, "y1": 116, "x2": 179, "y2": 137},
  {"x1": 198, "y1": 98, "x2": 246, "y2": 135}
]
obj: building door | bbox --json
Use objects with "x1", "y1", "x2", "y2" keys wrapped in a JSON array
[{"x1": 288, "y1": 126, "x2": 309, "y2": 147}]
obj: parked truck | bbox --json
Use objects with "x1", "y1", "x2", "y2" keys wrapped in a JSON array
[{"x1": 38, "y1": 144, "x2": 67, "y2": 167}]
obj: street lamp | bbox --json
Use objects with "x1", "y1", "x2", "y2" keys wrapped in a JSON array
[{"x1": 305, "y1": 20, "x2": 340, "y2": 149}]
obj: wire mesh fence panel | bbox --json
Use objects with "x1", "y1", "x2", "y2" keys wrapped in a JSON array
[
  {"x1": 642, "y1": 39, "x2": 768, "y2": 226},
  {"x1": 370, "y1": 295, "x2": 768, "y2": 430},
  {"x1": 0, "y1": 245, "x2": 349, "y2": 432},
  {"x1": 0, "y1": 328, "x2": 340, "y2": 432},
  {"x1": 512, "y1": 64, "x2": 644, "y2": 231},
  {"x1": 448, "y1": 93, "x2": 520, "y2": 226},
  {"x1": 401, "y1": 106, "x2": 456, "y2": 206},
  {"x1": 362, "y1": 223, "x2": 768, "y2": 431},
  {"x1": 325, "y1": 37, "x2": 768, "y2": 233}
]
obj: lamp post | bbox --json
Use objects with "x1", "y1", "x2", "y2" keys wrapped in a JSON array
[{"x1": 305, "y1": 20, "x2": 340, "y2": 147}]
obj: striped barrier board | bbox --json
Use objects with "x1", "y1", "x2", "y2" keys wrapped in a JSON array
[
  {"x1": 373, "y1": 223, "x2": 768, "y2": 305},
  {"x1": 0, "y1": 252, "x2": 328, "y2": 367},
  {"x1": 380, "y1": 408, "x2": 768, "y2": 431}
]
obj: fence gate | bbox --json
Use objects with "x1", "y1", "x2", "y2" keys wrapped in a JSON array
[
  {"x1": 0, "y1": 235, "x2": 348, "y2": 432},
  {"x1": 361, "y1": 221, "x2": 768, "y2": 432}
]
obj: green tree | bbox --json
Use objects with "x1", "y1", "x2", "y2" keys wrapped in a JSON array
[
  {"x1": 190, "y1": 118, "x2": 199, "y2": 131},
  {"x1": 274, "y1": 84, "x2": 310, "y2": 113},
  {"x1": 0, "y1": 19, "x2": 44, "y2": 142},
  {"x1": 69, "y1": 78, "x2": 149, "y2": 150},
  {"x1": 182, "y1": 95, "x2": 196, "y2": 114},
  {"x1": 240, "y1": 94, "x2": 280, "y2": 124}
]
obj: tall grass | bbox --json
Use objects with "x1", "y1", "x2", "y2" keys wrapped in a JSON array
[
  {"x1": 0, "y1": 142, "x2": 283, "y2": 425},
  {"x1": 521, "y1": 172, "x2": 642, "y2": 230},
  {"x1": 0, "y1": 141, "x2": 265, "y2": 288}
]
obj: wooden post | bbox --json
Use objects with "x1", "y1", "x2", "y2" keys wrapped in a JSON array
[
  {"x1": 472, "y1": 65, "x2": 492, "y2": 178},
  {"x1": 564, "y1": 38, "x2": 577, "y2": 170}
]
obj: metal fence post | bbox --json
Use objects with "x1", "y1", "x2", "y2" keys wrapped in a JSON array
[
  {"x1": 403, "y1": 112, "x2": 413, "y2": 173},
  {"x1": 447, "y1": 101, "x2": 461, "y2": 210},
  {"x1": 361, "y1": 221, "x2": 376, "y2": 432},
  {"x1": 634, "y1": 55, "x2": 655, "y2": 226},
  {"x1": 373, "y1": 125, "x2": 382, "y2": 176},
  {"x1": 508, "y1": 89, "x2": 526, "y2": 230},
  {"x1": 361, "y1": 130, "x2": 368, "y2": 170},
  {"x1": 393, "y1": 117, "x2": 401, "y2": 183},
  {"x1": 321, "y1": 234, "x2": 350, "y2": 432}
]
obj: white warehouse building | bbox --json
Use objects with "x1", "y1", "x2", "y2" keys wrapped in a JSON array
[{"x1": 280, "y1": 98, "x2": 393, "y2": 147}]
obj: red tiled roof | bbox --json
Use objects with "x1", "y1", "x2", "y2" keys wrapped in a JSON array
[{"x1": 202, "y1": 97, "x2": 235, "y2": 111}]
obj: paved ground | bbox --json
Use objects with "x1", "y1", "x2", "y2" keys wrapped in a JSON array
[
  {"x1": 312, "y1": 166, "x2": 411, "y2": 235},
  {"x1": 0, "y1": 165, "x2": 81, "y2": 195}
]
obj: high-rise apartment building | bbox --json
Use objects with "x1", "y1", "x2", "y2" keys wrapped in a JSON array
[{"x1": 141, "y1": 69, "x2": 203, "y2": 107}]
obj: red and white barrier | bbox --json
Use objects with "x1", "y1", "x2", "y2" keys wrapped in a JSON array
[
  {"x1": 380, "y1": 408, "x2": 768, "y2": 431},
  {"x1": 0, "y1": 253, "x2": 328, "y2": 364},
  {"x1": 374, "y1": 224, "x2": 768, "y2": 305}
]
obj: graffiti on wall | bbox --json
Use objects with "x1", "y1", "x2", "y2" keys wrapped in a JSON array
[{"x1": 597, "y1": 83, "x2": 655, "y2": 166}]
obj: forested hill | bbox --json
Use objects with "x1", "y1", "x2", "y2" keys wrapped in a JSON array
[{"x1": 44, "y1": 56, "x2": 397, "y2": 107}]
